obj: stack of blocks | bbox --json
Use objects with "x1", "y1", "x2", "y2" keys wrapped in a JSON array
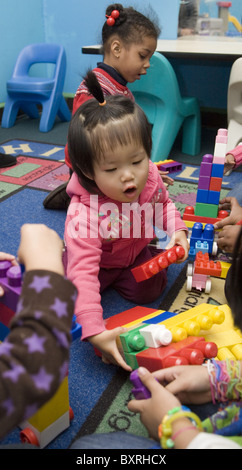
[
  {"x1": 195, "y1": 129, "x2": 227, "y2": 219},
  {"x1": 183, "y1": 128, "x2": 229, "y2": 225},
  {"x1": 96, "y1": 304, "x2": 227, "y2": 372}
]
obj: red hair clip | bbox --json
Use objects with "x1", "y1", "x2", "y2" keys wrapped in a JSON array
[{"x1": 106, "y1": 9, "x2": 120, "y2": 26}]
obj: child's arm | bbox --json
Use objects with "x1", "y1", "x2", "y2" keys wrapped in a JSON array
[{"x1": 88, "y1": 328, "x2": 132, "y2": 371}]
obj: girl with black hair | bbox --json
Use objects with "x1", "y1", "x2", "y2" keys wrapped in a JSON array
[
  {"x1": 44, "y1": 3, "x2": 163, "y2": 210},
  {"x1": 64, "y1": 71, "x2": 189, "y2": 370}
]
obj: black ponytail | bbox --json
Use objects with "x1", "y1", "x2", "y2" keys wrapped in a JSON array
[{"x1": 83, "y1": 70, "x2": 105, "y2": 105}]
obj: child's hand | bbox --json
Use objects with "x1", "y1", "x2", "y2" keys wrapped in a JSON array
[
  {"x1": 214, "y1": 197, "x2": 242, "y2": 230},
  {"x1": 152, "y1": 365, "x2": 212, "y2": 404},
  {"x1": 224, "y1": 153, "x2": 235, "y2": 174},
  {"x1": 88, "y1": 327, "x2": 132, "y2": 371},
  {"x1": 165, "y1": 230, "x2": 189, "y2": 262},
  {"x1": 159, "y1": 170, "x2": 174, "y2": 186},
  {"x1": 0, "y1": 252, "x2": 18, "y2": 297},
  {"x1": 217, "y1": 225, "x2": 241, "y2": 253},
  {"x1": 128, "y1": 367, "x2": 181, "y2": 441}
]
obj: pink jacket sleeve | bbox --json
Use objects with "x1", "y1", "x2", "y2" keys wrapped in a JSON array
[
  {"x1": 64, "y1": 201, "x2": 106, "y2": 340},
  {"x1": 227, "y1": 143, "x2": 242, "y2": 169}
]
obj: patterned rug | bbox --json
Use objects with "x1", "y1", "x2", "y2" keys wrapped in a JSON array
[
  {"x1": 0, "y1": 139, "x2": 69, "y2": 202},
  {"x1": 0, "y1": 139, "x2": 236, "y2": 206}
]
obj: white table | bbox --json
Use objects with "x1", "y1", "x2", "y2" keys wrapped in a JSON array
[{"x1": 82, "y1": 35, "x2": 242, "y2": 60}]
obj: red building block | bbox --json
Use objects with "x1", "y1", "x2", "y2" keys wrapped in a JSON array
[
  {"x1": 183, "y1": 206, "x2": 229, "y2": 225},
  {"x1": 135, "y1": 336, "x2": 218, "y2": 372},
  {"x1": 194, "y1": 252, "x2": 222, "y2": 277},
  {"x1": 131, "y1": 245, "x2": 185, "y2": 282},
  {"x1": 209, "y1": 177, "x2": 222, "y2": 192}
]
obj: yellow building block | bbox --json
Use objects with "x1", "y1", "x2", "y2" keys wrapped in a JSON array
[
  {"x1": 220, "y1": 261, "x2": 231, "y2": 279},
  {"x1": 157, "y1": 304, "x2": 226, "y2": 342},
  {"x1": 204, "y1": 304, "x2": 242, "y2": 360},
  {"x1": 27, "y1": 376, "x2": 69, "y2": 432}
]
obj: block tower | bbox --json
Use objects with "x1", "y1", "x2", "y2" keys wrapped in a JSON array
[
  {"x1": 183, "y1": 129, "x2": 229, "y2": 225},
  {"x1": 195, "y1": 129, "x2": 227, "y2": 218}
]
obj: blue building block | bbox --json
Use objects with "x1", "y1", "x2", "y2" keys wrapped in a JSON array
[
  {"x1": 189, "y1": 222, "x2": 215, "y2": 254},
  {"x1": 196, "y1": 189, "x2": 209, "y2": 203},
  {"x1": 207, "y1": 190, "x2": 220, "y2": 205},
  {"x1": 143, "y1": 311, "x2": 176, "y2": 324},
  {"x1": 211, "y1": 163, "x2": 224, "y2": 178},
  {"x1": 195, "y1": 241, "x2": 209, "y2": 254}
]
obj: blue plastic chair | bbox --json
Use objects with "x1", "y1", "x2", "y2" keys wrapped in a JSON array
[
  {"x1": 128, "y1": 52, "x2": 201, "y2": 162},
  {"x1": 1, "y1": 43, "x2": 71, "y2": 132}
]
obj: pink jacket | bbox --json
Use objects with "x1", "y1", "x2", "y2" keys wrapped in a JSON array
[{"x1": 64, "y1": 161, "x2": 187, "y2": 339}]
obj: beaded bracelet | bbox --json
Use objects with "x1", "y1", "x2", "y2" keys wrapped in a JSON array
[
  {"x1": 207, "y1": 359, "x2": 242, "y2": 403},
  {"x1": 158, "y1": 406, "x2": 203, "y2": 449}
]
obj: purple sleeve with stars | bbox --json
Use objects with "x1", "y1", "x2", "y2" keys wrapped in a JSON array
[{"x1": 0, "y1": 269, "x2": 76, "y2": 440}]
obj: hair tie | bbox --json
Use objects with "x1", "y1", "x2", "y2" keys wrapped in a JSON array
[
  {"x1": 106, "y1": 9, "x2": 120, "y2": 26},
  {"x1": 99, "y1": 100, "x2": 106, "y2": 107}
]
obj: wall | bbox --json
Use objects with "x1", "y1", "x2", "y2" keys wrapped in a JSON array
[
  {"x1": 0, "y1": 0, "x2": 44, "y2": 104},
  {"x1": 0, "y1": 0, "x2": 180, "y2": 104}
]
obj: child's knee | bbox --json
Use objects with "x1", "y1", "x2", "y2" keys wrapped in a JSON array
[{"x1": 131, "y1": 271, "x2": 167, "y2": 304}]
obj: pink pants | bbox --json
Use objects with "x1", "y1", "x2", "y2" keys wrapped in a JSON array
[{"x1": 99, "y1": 246, "x2": 167, "y2": 305}]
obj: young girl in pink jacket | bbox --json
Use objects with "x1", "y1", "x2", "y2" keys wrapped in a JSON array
[{"x1": 64, "y1": 71, "x2": 189, "y2": 370}]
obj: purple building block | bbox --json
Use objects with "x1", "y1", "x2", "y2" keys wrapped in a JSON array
[
  {"x1": 0, "y1": 261, "x2": 22, "y2": 313},
  {"x1": 130, "y1": 369, "x2": 151, "y2": 399},
  {"x1": 199, "y1": 154, "x2": 213, "y2": 177}
]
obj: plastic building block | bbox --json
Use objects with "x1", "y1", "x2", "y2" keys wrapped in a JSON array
[
  {"x1": 119, "y1": 325, "x2": 147, "y2": 353},
  {"x1": 211, "y1": 163, "x2": 224, "y2": 178},
  {"x1": 104, "y1": 306, "x2": 158, "y2": 330},
  {"x1": 194, "y1": 252, "x2": 222, "y2": 277},
  {"x1": 0, "y1": 260, "x2": 22, "y2": 314},
  {"x1": 209, "y1": 177, "x2": 222, "y2": 192},
  {"x1": 155, "y1": 159, "x2": 182, "y2": 173},
  {"x1": 183, "y1": 206, "x2": 229, "y2": 225},
  {"x1": 139, "y1": 324, "x2": 173, "y2": 347},
  {"x1": 131, "y1": 245, "x2": 185, "y2": 282},
  {"x1": 183, "y1": 128, "x2": 227, "y2": 227},
  {"x1": 207, "y1": 190, "x2": 220, "y2": 205},
  {"x1": 20, "y1": 376, "x2": 73, "y2": 447},
  {"x1": 204, "y1": 304, "x2": 242, "y2": 361},
  {"x1": 196, "y1": 189, "x2": 209, "y2": 203},
  {"x1": 220, "y1": 261, "x2": 231, "y2": 278},
  {"x1": 130, "y1": 369, "x2": 151, "y2": 399},
  {"x1": 0, "y1": 260, "x2": 82, "y2": 342},
  {"x1": 198, "y1": 176, "x2": 211, "y2": 190},
  {"x1": 199, "y1": 154, "x2": 213, "y2": 176},
  {"x1": 189, "y1": 222, "x2": 217, "y2": 255},
  {"x1": 195, "y1": 202, "x2": 218, "y2": 218},
  {"x1": 187, "y1": 273, "x2": 211, "y2": 293},
  {"x1": 135, "y1": 336, "x2": 218, "y2": 372}
]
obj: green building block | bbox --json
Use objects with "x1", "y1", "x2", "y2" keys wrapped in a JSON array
[
  {"x1": 119, "y1": 324, "x2": 147, "y2": 353},
  {"x1": 195, "y1": 202, "x2": 218, "y2": 218}
]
